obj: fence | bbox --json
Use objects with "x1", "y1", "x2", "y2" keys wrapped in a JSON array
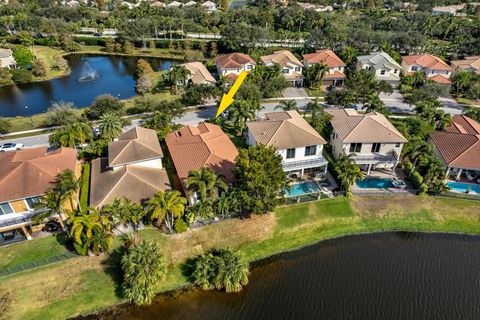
[{"x1": 0, "y1": 252, "x2": 77, "y2": 277}]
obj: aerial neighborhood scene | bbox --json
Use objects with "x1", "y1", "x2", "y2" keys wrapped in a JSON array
[{"x1": 0, "y1": 0, "x2": 480, "y2": 319}]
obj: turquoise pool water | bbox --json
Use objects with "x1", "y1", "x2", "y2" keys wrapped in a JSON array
[
  {"x1": 356, "y1": 177, "x2": 394, "y2": 189},
  {"x1": 447, "y1": 182, "x2": 480, "y2": 194},
  {"x1": 285, "y1": 181, "x2": 321, "y2": 197}
]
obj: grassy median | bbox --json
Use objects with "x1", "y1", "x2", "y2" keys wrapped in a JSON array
[{"x1": 1, "y1": 195, "x2": 480, "y2": 319}]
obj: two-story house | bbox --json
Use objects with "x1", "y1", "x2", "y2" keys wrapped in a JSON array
[
  {"x1": 0, "y1": 147, "x2": 80, "y2": 244},
  {"x1": 165, "y1": 123, "x2": 239, "y2": 204},
  {"x1": 181, "y1": 62, "x2": 216, "y2": 86},
  {"x1": 202, "y1": 1, "x2": 217, "y2": 11},
  {"x1": 451, "y1": 56, "x2": 480, "y2": 75},
  {"x1": 303, "y1": 49, "x2": 346, "y2": 86},
  {"x1": 0, "y1": 48, "x2": 16, "y2": 69},
  {"x1": 402, "y1": 54, "x2": 453, "y2": 85},
  {"x1": 260, "y1": 50, "x2": 304, "y2": 87},
  {"x1": 356, "y1": 52, "x2": 402, "y2": 87},
  {"x1": 246, "y1": 110, "x2": 328, "y2": 178},
  {"x1": 215, "y1": 52, "x2": 256, "y2": 82},
  {"x1": 90, "y1": 127, "x2": 171, "y2": 208},
  {"x1": 326, "y1": 108, "x2": 407, "y2": 175}
]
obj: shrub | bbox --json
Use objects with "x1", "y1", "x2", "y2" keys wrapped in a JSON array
[
  {"x1": 122, "y1": 40, "x2": 135, "y2": 54},
  {"x1": 409, "y1": 170, "x2": 424, "y2": 190},
  {"x1": 191, "y1": 249, "x2": 249, "y2": 293},
  {"x1": 174, "y1": 218, "x2": 188, "y2": 233},
  {"x1": 0, "y1": 118, "x2": 11, "y2": 134},
  {"x1": 136, "y1": 74, "x2": 153, "y2": 94},
  {"x1": 122, "y1": 241, "x2": 167, "y2": 305},
  {"x1": 11, "y1": 69, "x2": 33, "y2": 84},
  {"x1": 42, "y1": 101, "x2": 79, "y2": 127},
  {"x1": 12, "y1": 46, "x2": 33, "y2": 68},
  {"x1": 417, "y1": 183, "x2": 429, "y2": 195},
  {"x1": 136, "y1": 59, "x2": 154, "y2": 77},
  {"x1": 32, "y1": 58, "x2": 47, "y2": 77},
  {"x1": 403, "y1": 162, "x2": 413, "y2": 176},
  {"x1": 53, "y1": 56, "x2": 70, "y2": 71},
  {"x1": 88, "y1": 94, "x2": 124, "y2": 119}
]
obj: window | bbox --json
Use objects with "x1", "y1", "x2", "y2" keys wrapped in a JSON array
[
  {"x1": 394, "y1": 69, "x2": 398, "y2": 74},
  {"x1": 349, "y1": 143, "x2": 362, "y2": 153},
  {"x1": 305, "y1": 146, "x2": 317, "y2": 156},
  {"x1": 0, "y1": 202, "x2": 13, "y2": 215},
  {"x1": 282, "y1": 68, "x2": 289, "y2": 74},
  {"x1": 246, "y1": 65, "x2": 253, "y2": 70},
  {"x1": 371, "y1": 143, "x2": 381, "y2": 153},
  {"x1": 411, "y1": 66, "x2": 418, "y2": 71},
  {"x1": 295, "y1": 67, "x2": 301, "y2": 72},
  {"x1": 286, "y1": 148, "x2": 296, "y2": 159},
  {"x1": 395, "y1": 143, "x2": 401, "y2": 148},
  {"x1": 380, "y1": 70, "x2": 386, "y2": 75},
  {"x1": 25, "y1": 196, "x2": 41, "y2": 210}
]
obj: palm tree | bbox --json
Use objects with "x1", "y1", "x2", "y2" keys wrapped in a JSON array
[
  {"x1": 99, "y1": 112, "x2": 123, "y2": 141},
  {"x1": 145, "y1": 190, "x2": 187, "y2": 233},
  {"x1": 341, "y1": 46, "x2": 359, "y2": 67},
  {"x1": 275, "y1": 100, "x2": 298, "y2": 112},
  {"x1": 463, "y1": 107, "x2": 480, "y2": 122},
  {"x1": 186, "y1": 167, "x2": 227, "y2": 203},
  {"x1": 32, "y1": 191, "x2": 64, "y2": 227},
  {"x1": 411, "y1": 72, "x2": 426, "y2": 89},
  {"x1": 165, "y1": 65, "x2": 191, "y2": 94},
  {"x1": 434, "y1": 110, "x2": 451, "y2": 130},
  {"x1": 423, "y1": 158, "x2": 445, "y2": 185},
  {"x1": 215, "y1": 193, "x2": 230, "y2": 219},
  {"x1": 49, "y1": 122, "x2": 92, "y2": 148},
  {"x1": 68, "y1": 207, "x2": 112, "y2": 255},
  {"x1": 432, "y1": 179, "x2": 451, "y2": 195},
  {"x1": 102, "y1": 197, "x2": 144, "y2": 230},
  {"x1": 304, "y1": 98, "x2": 323, "y2": 117},
  {"x1": 403, "y1": 141, "x2": 431, "y2": 176},
  {"x1": 121, "y1": 240, "x2": 167, "y2": 305},
  {"x1": 335, "y1": 155, "x2": 364, "y2": 198},
  {"x1": 227, "y1": 100, "x2": 256, "y2": 135},
  {"x1": 362, "y1": 93, "x2": 389, "y2": 115},
  {"x1": 212, "y1": 249, "x2": 250, "y2": 293},
  {"x1": 306, "y1": 63, "x2": 328, "y2": 89},
  {"x1": 54, "y1": 169, "x2": 80, "y2": 211}
]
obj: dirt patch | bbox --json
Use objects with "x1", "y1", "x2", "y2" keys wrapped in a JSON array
[
  {"x1": 163, "y1": 214, "x2": 276, "y2": 264},
  {"x1": 351, "y1": 195, "x2": 426, "y2": 218}
]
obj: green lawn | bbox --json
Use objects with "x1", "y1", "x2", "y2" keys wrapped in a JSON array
[{"x1": 1, "y1": 195, "x2": 480, "y2": 319}]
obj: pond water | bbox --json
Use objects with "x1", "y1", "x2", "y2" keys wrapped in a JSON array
[
  {"x1": 80, "y1": 232, "x2": 480, "y2": 320},
  {"x1": 0, "y1": 54, "x2": 178, "y2": 117}
]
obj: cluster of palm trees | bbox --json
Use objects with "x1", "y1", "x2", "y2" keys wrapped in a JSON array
[
  {"x1": 304, "y1": 63, "x2": 329, "y2": 90},
  {"x1": 334, "y1": 155, "x2": 364, "y2": 198},
  {"x1": 164, "y1": 65, "x2": 191, "y2": 95}
]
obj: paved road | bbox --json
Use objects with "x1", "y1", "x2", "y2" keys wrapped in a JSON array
[{"x1": 379, "y1": 90, "x2": 463, "y2": 115}]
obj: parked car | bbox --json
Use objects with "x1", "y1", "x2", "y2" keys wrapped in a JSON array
[{"x1": 0, "y1": 143, "x2": 24, "y2": 152}]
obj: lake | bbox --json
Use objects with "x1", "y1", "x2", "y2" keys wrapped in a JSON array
[
  {"x1": 80, "y1": 232, "x2": 480, "y2": 320},
  {"x1": 0, "y1": 54, "x2": 177, "y2": 117}
]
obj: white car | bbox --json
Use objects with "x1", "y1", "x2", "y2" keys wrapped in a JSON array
[{"x1": 0, "y1": 143, "x2": 24, "y2": 152}]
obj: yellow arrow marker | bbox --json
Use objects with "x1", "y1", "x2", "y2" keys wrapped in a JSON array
[{"x1": 215, "y1": 70, "x2": 248, "y2": 118}]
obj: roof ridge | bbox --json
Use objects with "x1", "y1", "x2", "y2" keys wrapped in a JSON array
[
  {"x1": 343, "y1": 114, "x2": 367, "y2": 142},
  {"x1": 287, "y1": 117, "x2": 326, "y2": 143},
  {"x1": 0, "y1": 160, "x2": 24, "y2": 184},
  {"x1": 96, "y1": 168, "x2": 130, "y2": 208},
  {"x1": 450, "y1": 135, "x2": 480, "y2": 163},
  {"x1": 127, "y1": 168, "x2": 163, "y2": 191},
  {"x1": 265, "y1": 120, "x2": 285, "y2": 146},
  {"x1": 110, "y1": 140, "x2": 133, "y2": 165}
]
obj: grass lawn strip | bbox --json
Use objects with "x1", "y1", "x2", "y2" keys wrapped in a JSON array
[{"x1": 1, "y1": 195, "x2": 480, "y2": 320}]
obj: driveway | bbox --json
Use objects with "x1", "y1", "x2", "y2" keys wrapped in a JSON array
[
  {"x1": 379, "y1": 91, "x2": 414, "y2": 114},
  {"x1": 283, "y1": 87, "x2": 308, "y2": 98}
]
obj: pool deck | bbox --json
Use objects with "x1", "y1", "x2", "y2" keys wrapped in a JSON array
[{"x1": 352, "y1": 168, "x2": 414, "y2": 195}]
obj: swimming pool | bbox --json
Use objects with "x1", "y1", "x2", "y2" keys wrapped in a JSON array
[
  {"x1": 285, "y1": 181, "x2": 321, "y2": 197},
  {"x1": 356, "y1": 177, "x2": 394, "y2": 189},
  {"x1": 447, "y1": 182, "x2": 480, "y2": 194}
]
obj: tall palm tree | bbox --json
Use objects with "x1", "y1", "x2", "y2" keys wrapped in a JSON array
[
  {"x1": 54, "y1": 169, "x2": 80, "y2": 211},
  {"x1": 145, "y1": 190, "x2": 187, "y2": 233},
  {"x1": 99, "y1": 112, "x2": 123, "y2": 140},
  {"x1": 403, "y1": 141, "x2": 431, "y2": 176},
  {"x1": 304, "y1": 98, "x2": 323, "y2": 117},
  {"x1": 434, "y1": 110, "x2": 451, "y2": 130},
  {"x1": 68, "y1": 208, "x2": 112, "y2": 255},
  {"x1": 306, "y1": 63, "x2": 328, "y2": 89},
  {"x1": 215, "y1": 193, "x2": 230, "y2": 219},
  {"x1": 275, "y1": 100, "x2": 299, "y2": 112},
  {"x1": 335, "y1": 155, "x2": 364, "y2": 198},
  {"x1": 165, "y1": 65, "x2": 191, "y2": 94},
  {"x1": 227, "y1": 100, "x2": 256, "y2": 135},
  {"x1": 49, "y1": 122, "x2": 92, "y2": 148},
  {"x1": 32, "y1": 191, "x2": 64, "y2": 227},
  {"x1": 102, "y1": 197, "x2": 144, "y2": 230},
  {"x1": 423, "y1": 158, "x2": 445, "y2": 185},
  {"x1": 362, "y1": 93, "x2": 389, "y2": 115},
  {"x1": 186, "y1": 167, "x2": 227, "y2": 203}
]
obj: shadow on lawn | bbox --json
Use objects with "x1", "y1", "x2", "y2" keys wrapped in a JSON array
[{"x1": 101, "y1": 247, "x2": 127, "y2": 299}]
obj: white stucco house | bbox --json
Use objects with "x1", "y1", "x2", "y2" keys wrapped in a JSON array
[
  {"x1": 356, "y1": 52, "x2": 402, "y2": 87},
  {"x1": 215, "y1": 52, "x2": 256, "y2": 82},
  {"x1": 246, "y1": 110, "x2": 328, "y2": 178},
  {"x1": 402, "y1": 54, "x2": 453, "y2": 85},
  {"x1": 0, "y1": 48, "x2": 16, "y2": 69},
  {"x1": 261, "y1": 50, "x2": 304, "y2": 87}
]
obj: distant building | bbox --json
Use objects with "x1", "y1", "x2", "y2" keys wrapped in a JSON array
[
  {"x1": 451, "y1": 56, "x2": 480, "y2": 75},
  {"x1": 402, "y1": 54, "x2": 453, "y2": 85},
  {"x1": 261, "y1": 50, "x2": 304, "y2": 87},
  {"x1": 167, "y1": 0, "x2": 182, "y2": 8},
  {"x1": 165, "y1": 123, "x2": 238, "y2": 204},
  {"x1": 151, "y1": 1, "x2": 166, "y2": 8},
  {"x1": 0, "y1": 48, "x2": 16, "y2": 69},
  {"x1": 184, "y1": 0, "x2": 196, "y2": 7},
  {"x1": 356, "y1": 52, "x2": 402, "y2": 87},
  {"x1": 181, "y1": 62, "x2": 216, "y2": 86},
  {"x1": 326, "y1": 108, "x2": 406, "y2": 175},
  {"x1": 202, "y1": 0, "x2": 216, "y2": 11},
  {"x1": 432, "y1": 4, "x2": 466, "y2": 15},
  {"x1": 303, "y1": 49, "x2": 346, "y2": 86},
  {"x1": 215, "y1": 52, "x2": 256, "y2": 82},
  {"x1": 246, "y1": 110, "x2": 328, "y2": 178},
  {"x1": 0, "y1": 147, "x2": 80, "y2": 244},
  {"x1": 90, "y1": 127, "x2": 170, "y2": 208}
]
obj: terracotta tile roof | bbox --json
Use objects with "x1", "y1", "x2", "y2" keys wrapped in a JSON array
[
  {"x1": 326, "y1": 108, "x2": 407, "y2": 143},
  {"x1": 303, "y1": 49, "x2": 346, "y2": 67},
  {"x1": 0, "y1": 147, "x2": 77, "y2": 203},
  {"x1": 261, "y1": 50, "x2": 303, "y2": 68},
  {"x1": 429, "y1": 74, "x2": 452, "y2": 84},
  {"x1": 431, "y1": 115, "x2": 480, "y2": 170},
  {"x1": 402, "y1": 54, "x2": 452, "y2": 71},
  {"x1": 108, "y1": 127, "x2": 163, "y2": 167},
  {"x1": 451, "y1": 56, "x2": 480, "y2": 72},
  {"x1": 225, "y1": 73, "x2": 239, "y2": 82},
  {"x1": 182, "y1": 62, "x2": 216, "y2": 84},
  {"x1": 324, "y1": 70, "x2": 346, "y2": 80},
  {"x1": 246, "y1": 110, "x2": 327, "y2": 149},
  {"x1": 89, "y1": 157, "x2": 171, "y2": 208},
  {"x1": 216, "y1": 52, "x2": 256, "y2": 70},
  {"x1": 165, "y1": 123, "x2": 238, "y2": 184}
]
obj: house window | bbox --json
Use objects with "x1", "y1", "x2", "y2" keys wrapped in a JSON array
[
  {"x1": 371, "y1": 143, "x2": 381, "y2": 153},
  {"x1": 286, "y1": 148, "x2": 296, "y2": 159},
  {"x1": 394, "y1": 69, "x2": 398, "y2": 74},
  {"x1": 411, "y1": 66, "x2": 418, "y2": 71},
  {"x1": 395, "y1": 143, "x2": 401, "y2": 148},
  {"x1": 349, "y1": 143, "x2": 362, "y2": 153},
  {"x1": 295, "y1": 67, "x2": 301, "y2": 72},
  {"x1": 282, "y1": 68, "x2": 289, "y2": 74},
  {"x1": 380, "y1": 70, "x2": 386, "y2": 75},
  {"x1": 246, "y1": 65, "x2": 253, "y2": 70},
  {"x1": 0, "y1": 202, "x2": 13, "y2": 215},
  {"x1": 25, "y1": 196, "x2": 41, "y2": 210},
  {"x1": 305, "y1": 145, "x2": 317, "y2": 156}
]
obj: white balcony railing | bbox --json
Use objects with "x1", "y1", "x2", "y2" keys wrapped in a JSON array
[
  {"x1": 282, "y1": 156, "x2": 328, "y2": 171},
  {"x1": 349, "y1": 150, "x2": 400, "y2": 163}
]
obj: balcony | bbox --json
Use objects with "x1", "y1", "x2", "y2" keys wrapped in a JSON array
[
  {"x1": 349, "y1": 150, "x2": 400, "y2": 163},
  {"x1": 0, "y1": 212, "x2": 35, "y2": 230},
  {"x1": 282, "y1": 156, "x2": 328, "y2": 171}
]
